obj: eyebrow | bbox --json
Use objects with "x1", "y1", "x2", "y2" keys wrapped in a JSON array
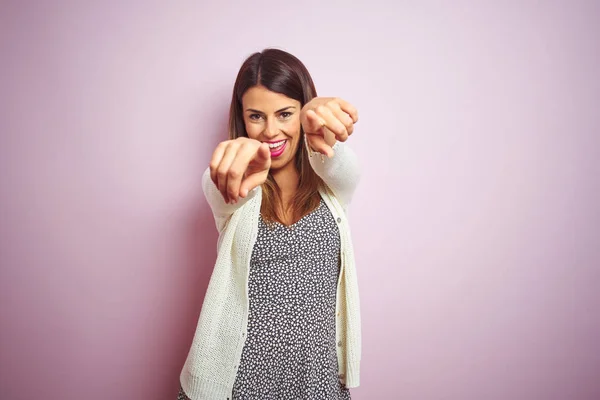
[{"x1": 245, "y1": 106, "x2": 296, "y2": 114}]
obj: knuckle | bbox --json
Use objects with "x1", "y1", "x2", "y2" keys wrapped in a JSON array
[
  {"x1": 217, "y1": 167, "x2": 228, "y2": 178},
  {"x1": 218, "y1": 140, "x2": 232, "y2": 150},
  {"x1": 228, "y1": 169, "x2": 241, "y2": 179}
]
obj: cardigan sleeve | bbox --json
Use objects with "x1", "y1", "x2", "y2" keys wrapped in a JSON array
[
  {"x1": 201, "y1": 167, "x2": 260, "y2": 233},
  {"x1": 305, "y1": 136, "x2": 361, "y2": 207}
]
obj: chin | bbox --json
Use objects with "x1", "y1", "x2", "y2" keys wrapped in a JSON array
[
  {"x1": 270, "y1": 155, "x2": 294, "y2": 170},
  {"x1": 269, "y1": 160, "x2": 286, "y2": 171}
]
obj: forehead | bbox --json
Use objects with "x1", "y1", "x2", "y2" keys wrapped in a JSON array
[{"x1": 241, "y1": 85, "x2": 300, "y2": 111}]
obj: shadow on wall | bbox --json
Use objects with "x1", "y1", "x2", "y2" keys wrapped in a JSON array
[{"x1": 161, "y1": 112, "x2": 230, "y2": 398}]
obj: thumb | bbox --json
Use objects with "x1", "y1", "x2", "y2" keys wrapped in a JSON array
[
  {"x1": 239, "y1": 172, "x2": 267, "y2": 198},
  {"x1": 239, "y1": 143, "x2": 270, "y2": 198}
]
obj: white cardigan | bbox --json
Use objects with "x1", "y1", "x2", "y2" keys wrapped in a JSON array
[{"x1": 180, "y1": 140, "x2": 362, "y2": 400}]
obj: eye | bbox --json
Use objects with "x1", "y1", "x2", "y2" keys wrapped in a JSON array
[
  {"x1": 279, "y1": 111, "x2": 293, "y2": 119},
  {"x1": 249, "y1": 113, "x2": 263, "y2": 121}
]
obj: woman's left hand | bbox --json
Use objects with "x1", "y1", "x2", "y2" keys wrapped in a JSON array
[{"x1": 301, "y1": 97, "x2": 358, "y2": 158}]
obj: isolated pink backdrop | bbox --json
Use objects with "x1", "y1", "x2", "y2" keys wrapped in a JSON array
[{"x1": 1, "y1": 1, "x2": 599, "y2": 399}]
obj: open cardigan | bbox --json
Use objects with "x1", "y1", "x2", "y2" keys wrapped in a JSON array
[{"x1": 180, "y1": 139, "x2": 362, "y2": 399}]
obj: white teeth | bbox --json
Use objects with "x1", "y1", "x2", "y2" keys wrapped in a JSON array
[{"x1": 268, "y1": 140, "x2": 285, "y2": 149}]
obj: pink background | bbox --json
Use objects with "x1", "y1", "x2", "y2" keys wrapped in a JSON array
[{"x1": 1, "y1": 1, "x2": 599, "y2": 399}]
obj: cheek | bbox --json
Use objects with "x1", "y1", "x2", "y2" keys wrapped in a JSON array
[
  {"x1": 286, "y1": 119, "x2": 302, "y2": 140},
  {"x1": 244, "y1": 121, "x2": 261, "y2": 140},
  {"x1": 286, "y1": 121, "x2": 302, "y2": 155}
]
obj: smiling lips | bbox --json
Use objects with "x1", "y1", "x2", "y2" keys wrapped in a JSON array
[{"x1": 266, "y1": 140, "x2": 287, "y2": 158}]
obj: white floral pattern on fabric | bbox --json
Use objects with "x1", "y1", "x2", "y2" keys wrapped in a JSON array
[{"x1": 231, "y1": 198, "x2": 350, "y2": 400}]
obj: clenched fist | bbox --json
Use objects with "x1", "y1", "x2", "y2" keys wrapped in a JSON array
[
  {"x1": 300, "y1": 97, "x2": 358, "y2": 158},
  {"x1": 209, "y1": 137, "x2": 271, "y2": 204}
]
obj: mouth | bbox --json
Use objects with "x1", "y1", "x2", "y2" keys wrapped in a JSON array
[{"x1": 266, "y1": 139, "x2": 287, "y2": 158}]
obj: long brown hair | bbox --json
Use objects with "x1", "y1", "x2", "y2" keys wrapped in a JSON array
[{"x1": 228, "y1": 48, "x2": 325, "y2": 225}]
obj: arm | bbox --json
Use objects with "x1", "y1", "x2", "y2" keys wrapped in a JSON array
[
  {"x1": 301, "y1": 97, "x2": 361, "y2": 206},
  {"x1": 305, "y1": 136, "x2": 360, "y2": 207},
  {"x1": 202, "y1": 166, "x2": 260, "y2": 233}
]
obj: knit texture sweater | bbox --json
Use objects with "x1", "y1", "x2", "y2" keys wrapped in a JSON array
[{"x1": 180, "y1": 139, "x2": 361, "y2": 400}]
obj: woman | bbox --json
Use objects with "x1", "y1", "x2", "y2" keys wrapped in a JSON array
[{"x1": 178, "y1": 48, "x2": 361, "y2": 400}]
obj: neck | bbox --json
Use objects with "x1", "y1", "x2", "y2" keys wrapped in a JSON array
[{"x1": 271, "y1": 159, "x2": 299, "y2": 203}]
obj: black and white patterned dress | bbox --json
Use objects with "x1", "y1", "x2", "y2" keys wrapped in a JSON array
[{"x1": 178, "y1": 198, "x2": 350, "y2": 400}]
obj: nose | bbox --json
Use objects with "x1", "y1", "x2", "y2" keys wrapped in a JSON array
[{"x1": 263, "y1": 117, "x2": 279, "y2": 139}]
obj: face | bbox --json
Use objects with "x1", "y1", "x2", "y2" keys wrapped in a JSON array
[{"x1": 241, "y1": 85, "x2": 302, "y2": 171}]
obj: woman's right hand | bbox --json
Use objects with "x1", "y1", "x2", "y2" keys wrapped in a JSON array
[{"x1": 209, "y1": 137, "x2": 271, "y2": 204}]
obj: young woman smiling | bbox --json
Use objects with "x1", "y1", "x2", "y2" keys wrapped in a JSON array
[{"x1": 178, "y1": 48, "x2": 361, "y2": 400}]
